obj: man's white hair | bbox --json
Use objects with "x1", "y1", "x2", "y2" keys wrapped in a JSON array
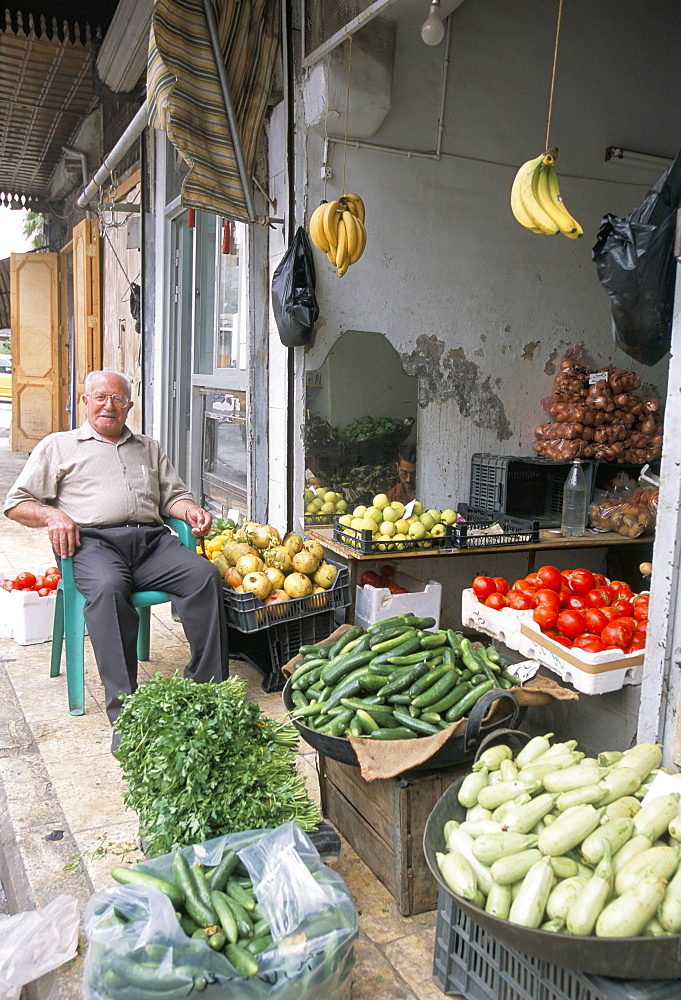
[{"x1": 85, "y1": 370, "x2": 133, "y2": 398}]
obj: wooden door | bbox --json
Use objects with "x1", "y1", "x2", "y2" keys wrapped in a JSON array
[
  {"x1": 10, "y1": 252, "x2": 64, "y2": 451},
  {"x1": 72, "y1": 219, "x2": 101, "y2": 425}
]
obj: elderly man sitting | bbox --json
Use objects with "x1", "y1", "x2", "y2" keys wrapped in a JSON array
[{"x1": 4, "y1": 370, "x2": 228, "y2": 750}]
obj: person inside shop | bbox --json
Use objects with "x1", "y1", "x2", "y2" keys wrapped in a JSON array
[
  {"x1": 386, "y1": 442, "x2": 417, "y2": 504},
  {"x1": 3, "y1": 370, "x2": 229, "y2": 753}
]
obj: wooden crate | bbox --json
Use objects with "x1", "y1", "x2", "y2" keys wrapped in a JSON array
[{"x1": 318, "y1": 754, "x2": 469, "y2": 916}]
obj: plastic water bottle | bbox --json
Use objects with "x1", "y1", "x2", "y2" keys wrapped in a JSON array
[{"x1": 561, "y1": 459, "x2": 588, "y2": 536}]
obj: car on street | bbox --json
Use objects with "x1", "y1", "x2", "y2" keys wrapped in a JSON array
[{"x1": 0, "y1": 356, "x2": 11, "y2": 400}]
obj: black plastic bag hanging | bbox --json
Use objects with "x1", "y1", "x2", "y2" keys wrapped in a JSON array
[
  {"x1": 272, "y1": 227, "x2": 319, "y2": 347},
  {"x1": 592, "y1": 149, "x2": 681, "y2": 366}
]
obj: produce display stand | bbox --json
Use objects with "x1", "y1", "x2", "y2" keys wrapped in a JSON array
[{"x1": 305, "y1": 526, "x2": 654, "y2": 623}]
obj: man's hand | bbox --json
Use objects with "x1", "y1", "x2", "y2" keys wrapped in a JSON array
[
  {"x1": 184, "y1": 504, "x2": 212, "y2": 537},
  {"x1": 46, "y1": 510, "x2": 81, "y2": 558}
]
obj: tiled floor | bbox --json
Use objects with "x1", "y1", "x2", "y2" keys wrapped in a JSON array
[{"x1": 0, "y1": 430, "x2": 454, "y2": 1000}]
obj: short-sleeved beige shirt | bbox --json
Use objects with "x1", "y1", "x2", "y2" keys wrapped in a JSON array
[{"x1": 3, "y1": 421, "x2": 194, "y2": 527}]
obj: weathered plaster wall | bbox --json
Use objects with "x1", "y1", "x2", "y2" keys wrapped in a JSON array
[{"x1": 301, "y1": 0, "x2": 677, "y2": 509}]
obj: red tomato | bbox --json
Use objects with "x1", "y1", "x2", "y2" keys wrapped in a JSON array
[
  {"x1": 612, "y1": 598, "x2": 634, "y2": 617},
  {"x1": 564, "y1": 595, "x2": 587, "y2": 610},
  {"x1": 379, "y1": 564, "x2": 395, "y2": 580},
  {"x1": 512, "y1": 579, "x2": 537, "y2": 597},
  {"x1": 558, "y1": 586, "x2": 574, "y2": 606},
  {"x1": 566, "y1": 569, "x2": 595, "y2": 596},
  {"x1": 556, "y1": 609, "x2": 587, "y2": 639},
  {"x1": 600, "y1": 606, "x2": 621, "y2": 623},
  {"x1": 14, "y1": 571, "x2": 37, "y2": 589},
  {"x1": 634, "y1": 620, "x2": 648, "y2": 635},
  {"x1": 626, "y1": 637, "x2": 646, "y2": 652},
  {"x1": 544, "y1": 631, "x2": 573, "y2": 648},
  {"x1": 44, "y1": 565, "x2": 60, "y2": 577},
  {"x1": 533, "y1": 588, "x2": 561, "y2": 610},
  {"x1": 582, "y1": 608, "x2": 608, "y2": 635},
  {"x1": 506, "y1": 590, "x2": 534, "y2": 611},
  {"x1": 484, "y1": 592, "x2": 507, "y2": 611},
  {"x1": 524, "y1": 573, "x2": 541, "y2": 589},
  {"x1": 632, "y1": 595, "x2": 650, "y2": 621},
  {"x1": 593, "y1": 573, "x2": 608, "y2": 587},
  {"x1": 584, "y1": 587, "x2": 612, "y2": 608},
  {"x1": 609, "y1": 581, "x2": 633, "y2": 597},
  {"x1": 493, "y1": 577, "x2": 510, "y2": 596},
  {"x1": 43, "y1": 574, "x2": 61, "y2": 590},
  {"x1": 534, "y1": 604, "x2": 559, "y2": 630},
  {"x1": 37, "y1": 587, "x2": 51, "y2": 597},
  {"x1": 1, "y1": 580, "x2": 12, "y2": 591},
  {"x1": 360, "y1": 571, "x2": 381, "y2": 588},
  {"x1": 388, "y1": 583, "x2": 407, "y2": 594},
  {"x1": 573, "y1": 634, "x2": 605, "y2": 653},
  {"x1": 472, "y1": 575, "x2": 496, "y2": 600},
  {"x1": 536, "y1": 565, "x2": 562, "y2": 592},
  {"x1": 601, "y1": 618, "x2": 636, "y2": 649}
]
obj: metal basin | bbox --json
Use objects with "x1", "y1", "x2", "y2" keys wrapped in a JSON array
[
  {"x1": 423, "y1": 775, "x2": 681, "y2": 980},
  {"x1": 282, "y1": 681, "x2": 525, "y2": 773}
]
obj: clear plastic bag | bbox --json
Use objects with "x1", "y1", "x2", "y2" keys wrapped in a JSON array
[
  {"x1": 82, "y1": 823, "x2": 358, "y2": 1000},
  {"x1": 0, "y1": 894, "x2": 79, "y2": 1000},
  {"x1": 588, "y1": 493, "x2": 654, "y2": 537}
]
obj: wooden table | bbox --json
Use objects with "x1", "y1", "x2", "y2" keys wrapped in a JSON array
[{"x1": 305, "y1": 526, "x2": 654, "y2": 623}]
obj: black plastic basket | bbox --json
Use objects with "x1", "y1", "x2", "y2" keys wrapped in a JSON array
[
  {"x1": 332, "y1": 519, "x2": 455, "y2": 555},
  {"x1": 228, "y1": 610, "x2": 337, "y2": 692},
  {"x1": 433, "y1": 890, "x2": 679, "y2": 1000},
  {"x1": 223, "y1": 557, "x2": 350, "y2": 632},
  {"x1": 469, "y1": 454, "x2": 597, "y2": 527},
  {"x1": 452, "y1": 504, "x2": 539, "y2": 549},
  {"x1": 342, "y1": 417, "x2": 415, "y2": 466}
]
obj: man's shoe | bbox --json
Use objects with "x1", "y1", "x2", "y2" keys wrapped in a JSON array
[{"x1": 111, "y1": 731, "x2": 122, "y2": 756}]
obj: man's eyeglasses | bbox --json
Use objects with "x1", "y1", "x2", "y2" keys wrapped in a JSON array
[{"x1": 87, "y1": 392, "x2": 130, "y2": 407}]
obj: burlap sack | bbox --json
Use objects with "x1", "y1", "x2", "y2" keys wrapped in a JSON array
[{"x1": 282, "y1": 623, "x2": 353, "y2": 678}]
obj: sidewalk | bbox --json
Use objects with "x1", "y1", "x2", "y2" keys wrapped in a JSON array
[{"x1": 0, "y1": 431, "x2": 446, "y2": 1000}]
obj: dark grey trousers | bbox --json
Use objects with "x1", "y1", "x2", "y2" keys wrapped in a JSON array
[{"x1": 72, "y1": 525, "x2": 228, "y2": 723}]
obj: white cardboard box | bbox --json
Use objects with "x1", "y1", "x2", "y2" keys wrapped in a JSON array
[
  {"x1": 0, "y1": 586, "x2": 57, "y2": 645},
  {"x1": 461, "y1": 587, "x2": 643, "y2": 695},
  {"x1": 353, "y1": 568, "x2": 442, "y2": 630}
]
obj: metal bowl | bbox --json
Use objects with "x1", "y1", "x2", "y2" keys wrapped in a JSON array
[
  {"x1": 423, "y1": 775, "x2": 681, "y2": 980},
  {"x1": 282, "y1": 680, "x2": 525, "y2": 773}
]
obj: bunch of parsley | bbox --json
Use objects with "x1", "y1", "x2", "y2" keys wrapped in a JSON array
[{"x1": 114, "y1": 674, "x2": 320, "y2": 857}]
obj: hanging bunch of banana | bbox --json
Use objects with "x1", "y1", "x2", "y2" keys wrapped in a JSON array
[
  {"x1": 510, "y1": 148, "x2": 583, "y2": 239},
  {"x1": 308, "y1": 193, "x2": 367, "y2": 277}
]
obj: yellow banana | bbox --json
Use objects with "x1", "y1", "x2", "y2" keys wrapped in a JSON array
[
  {"x1": 338, "y1": 256, "x2": 350, "y2": 278},
  {"x1": 341, "y1": 192, "x2": 365, "y2": 224},
  {"x1": 326, "y1": 249, "x2": 336, "y2": 264},
  {"x1": 348, "y1": 217, "x2": 366, "y2": 264},
  {"x1": 341, "y1": 210, "x2": 358, "y2": 258},
  {"x1": 510, "y1": 154, "x2": 559, "y2": 235},
  {"x1": 335, "y1": 216, "x2": 348, "y2": 272},
  {"x1": 309, "y1": 203, "x2": 330, "y2": 252},
  {"x1": 322, "y1": 200, "x2": 342, "y2": 251},
  {"x1": 539, "y1": 153, "x2": 583, "y2": 238}
]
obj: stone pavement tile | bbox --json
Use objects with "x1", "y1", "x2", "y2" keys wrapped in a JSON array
[
  {"x1": 383, "y1": 931, "x2": 445, "y2": 1000},
  {"x1": 350, "y1": 934, "x2": 417, "y2": 1000},
  {"x1": 66, "y1": 822, "x2": 144, "y2": 893}
]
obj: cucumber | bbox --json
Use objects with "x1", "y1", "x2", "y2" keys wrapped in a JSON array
[
  {"x1": 110, "y1": 865, "x2": 184, "y2": 908},
  {"x1": 172, "y1": 852, "x2": 217, "y2": 927},
  {"x1": 378, "y1": 661, "x2": 431, "y2": 698},
  {"x1": 210, "y1": 889, "x2": 239, "y2": 944},
  {"x1": 410, "y1": 668, "x2": 461, "y2": 708},
  {"x1": 326, "y1": 625, "x2": 364, "y2": 658},
  {"x1": 391, "y1": 708, "x2": 440, "y2": 736},
  {"x1": 320, "y1": 649, "x2": 374, "y2": 686},
  {"x1": 225, "y1": 878, "x2": 256, "y2": 912},
  {"x1": 370, "y1": 726, "x2": 418, "y2": 740},
  {"x1": 225, "y1": 942, "x2": 260, "y2": 977}
]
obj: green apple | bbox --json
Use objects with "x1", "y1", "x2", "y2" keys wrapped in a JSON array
[
  {"x1": 379, "y1": 520, "x2": 396, "y2": 537},
  {"x1": 311, "y1": 497, "x2": 324, "y2": 510},
  {"x1": 408, "y1": 521, "x2": 427, "y2": 540},
  {"x1": 351, "y1": 517, "x2": 365, "y2": 530},
  {"x1": 440, "y1": 508, "x2": 458, "y2": 525},
  {"x1": 360, "y1": 517, "x2": 380, "y2": 535},
  {"x1": 335, "y1": 499, "x2": 347, "y2": 512},
  {"x1": 320, "y1": 501, "x2": 336, "y2": 513},
  {"x1": 304, "y1": 488, "x2": 315, "y2": 503},
  {"x1": 381, "y1": 505, "x2": 399, "y2": 523},
  {"x1": 353, "y1": 504, "x2": 367, "y2": 519},
  {"x1": 373, "y1": 493, "x2": 390, "y2": 510},
  {"x1": 406, "y1": 514, "x2": 420, "y2": 525},
  {"x1": 305, "y1": 503, "x2": 318, "y2": 514},
  {"x1": 365, "y1": 505, "x2": 383, "y2": 523},
  {"x1": 338, "y1": 514, "x2": 353, "y2": 527},
  {"x1": 430, "y1": 523, "x2": 446, "y2": 536},
  {"x1": 324, "y1": 491, "x2": 338, "y2": 503},
  {"x1": 426, "y1": 509, "x2": 442, "y2": 524},
  {"x1": 390, "y1": 500, "x2": 405, "y2": 518},
  {"x1": 316, "y1": 487, "x2": 327, "y2": 499},
  {"x1": 419, "y1": 512, "x2": 435, "y2": 531},
  {"x1": 412, "y1": 500, "x2": 423, "y2": 516},
  {"x1": 394, "y1": 518, "x2": 409, "y2": 534}
]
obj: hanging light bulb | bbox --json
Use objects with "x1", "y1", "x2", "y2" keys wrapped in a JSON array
[{"x1": 421, "y1": 0, "x2": 445, "y2": 46}]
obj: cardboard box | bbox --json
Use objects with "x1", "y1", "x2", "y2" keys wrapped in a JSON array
[
  {"x1": 0, "y1": 586, "x2": 57, "y2": 645},
  {"x1": 318, "y1": 754, "x2": 468, "y2": 915},
  {"x1": 353, "y1": 567, "x2": 442, "y2": 630}
]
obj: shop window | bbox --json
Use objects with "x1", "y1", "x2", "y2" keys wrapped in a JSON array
[{"x1": 304, "y1": 330, "x2": 417, "y2": 511}]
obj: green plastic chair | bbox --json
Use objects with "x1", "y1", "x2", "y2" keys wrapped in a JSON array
[{"x1": 49, "y1": 516, "x2": 196, "y2": 716}]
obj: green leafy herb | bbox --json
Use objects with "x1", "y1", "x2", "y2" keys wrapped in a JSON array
[{"x1": 114, "y1": 674, "x2": 320, "y2": 857}]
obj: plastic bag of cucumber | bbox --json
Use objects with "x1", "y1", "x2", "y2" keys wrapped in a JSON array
[
  {"x1": 82, "y1": 823, "x2": 358, "y2": 1000},
  {"x1": 283, "y1": 619, "x2": 577, "y2": 781}
]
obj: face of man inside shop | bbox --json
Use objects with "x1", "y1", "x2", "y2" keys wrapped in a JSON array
[{"x1": 396, "y1": 458, "x2": 416, "y2": 499}]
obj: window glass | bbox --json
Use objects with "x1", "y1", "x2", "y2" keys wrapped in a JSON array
[{"x1": 215, "y1": 222, "x2": 247, "y2": 370}]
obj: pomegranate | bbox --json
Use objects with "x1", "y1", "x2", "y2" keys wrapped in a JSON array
[
  {"x1": 303, "y1": 539, "x2": 325, "y2": 562},
  {"x1": 264, "y1": 566, "x2": 286, "y2": 591},
  {"x1": 264, "y1": 546, "x2": 293, "y2": 573},
  {"x1": 292, "y1": 549, "x2": 321, "y2": 575},
  {"x1": 282, "y1": 531, "x2": 304, "y2": 555},
  {"x1": 236, "y1": 553, "x2": 264, "y2": 577},
  {"x1": 283, "y1": 572, "x2": 313, "y2": 598},
  {"x1": 224, "y1": 567, "x2": 243, "y2": 589},
  {"x1": 241, "y1": 572, "x2": 272, "y2": 602},
  {"x1": 313, "y1": 562, "x2": 337, "y2": 590}
]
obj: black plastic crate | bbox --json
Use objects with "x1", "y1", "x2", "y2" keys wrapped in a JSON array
[
  {"x1": 433, "y1": 890, "x2": 679, "y2": 1000},
  {"x1": 223, "y1": 557, "x2": 350, "y2": 632},
  {"x1": 333, "y1": 519, "x2": 455, "y2": 554},
  {"x1": 452, "y1": 504, "x2": 539, "y2": 549},
  {"x1": 228, "y1": 610, "x2": 337, "y2": 692},
  {"x1": 469, "y1": 454, "x2": 597, "y2": 527}
]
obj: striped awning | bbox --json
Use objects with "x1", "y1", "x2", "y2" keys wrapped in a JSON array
[{"x1": 147, "y1": 0, "x2": 279, "y2": 223}]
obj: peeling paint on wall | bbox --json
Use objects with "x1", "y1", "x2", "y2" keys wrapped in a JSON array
[
  {"x1": 522, "y1": 340, "x2": 540, "y2": 360},
  {"x1": 544, "y1": 347, "x2": 560, "y2": 376},
  {"x1": 400, "y1": 334, "x2": 512, "y2": 440}
]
